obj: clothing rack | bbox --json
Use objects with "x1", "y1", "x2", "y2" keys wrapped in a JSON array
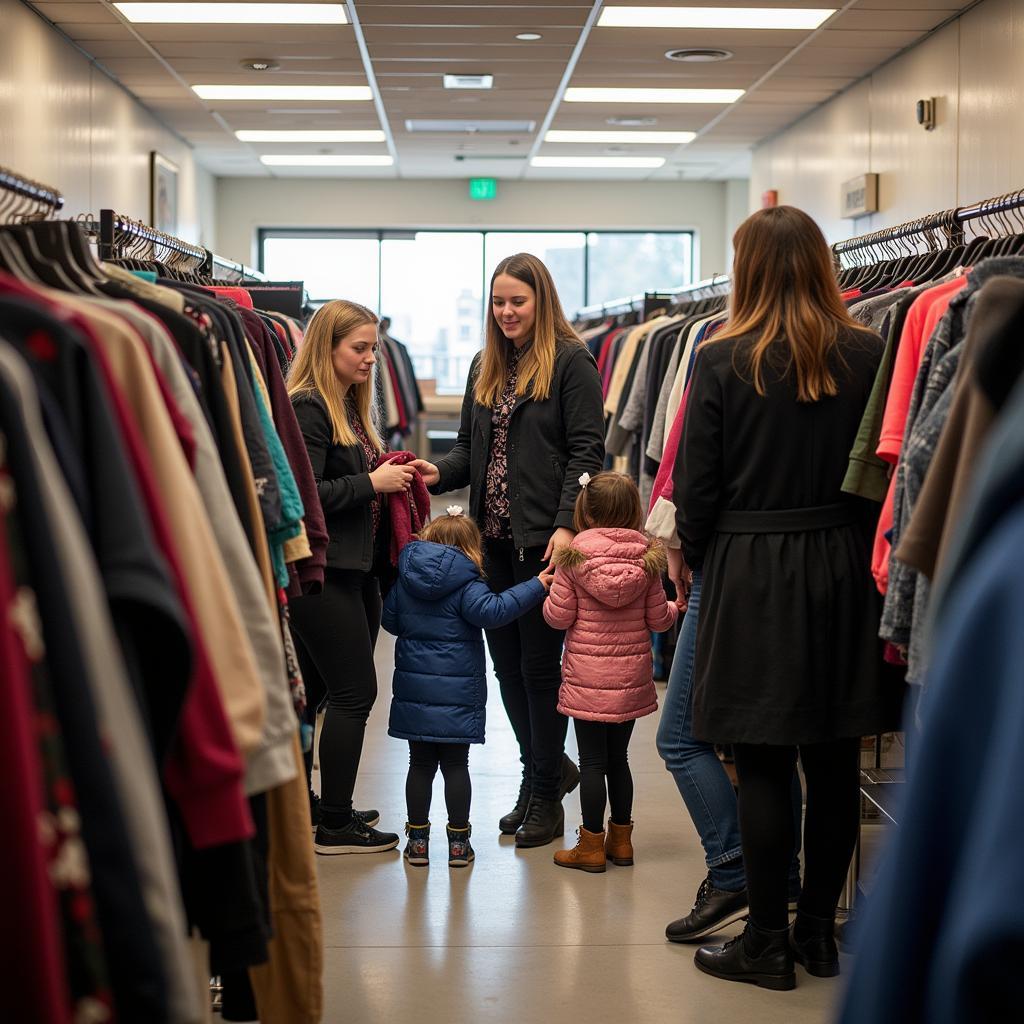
[
  {"x1": 670, "y1": 273, "x2": 732, "y2": 301},
  {"x1": 0, "y1": 165, "x2": 65, "y2": 220},
  {"x1": 209, "y1": 251, "x2": 268, "y2": 284},
  {"x1": 98, "y1": 208, "x2": 208, "y2": 269},
  {"x1": 575, "y1": 290, "x2": 680, "y2": 321},
  {"x1": 832, "y1": 187, "x2": 1024, "y2": 265}
]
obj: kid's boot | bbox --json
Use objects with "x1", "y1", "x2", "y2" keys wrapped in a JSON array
[
  {"x1": 553, "y1": 826, "x2": 607, "y2": 873},
  {"x1": 404, "y1": 822, "x2": 430, "y2": 866},
  {"x1": 446, "y1": 824, "x2": 474, "y2": 868},
  {"x1": 605, "y1": 819, "x2": 634, "y2": 866}
]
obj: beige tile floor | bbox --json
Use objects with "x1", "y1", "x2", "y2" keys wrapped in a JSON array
[{"x1": 312, "y1": 505, "x2": 850, "y2": 1022}]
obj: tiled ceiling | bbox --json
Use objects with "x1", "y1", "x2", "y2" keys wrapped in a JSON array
[{"x1": 28, "y1": 0, "x2": 976, "y2": 180}]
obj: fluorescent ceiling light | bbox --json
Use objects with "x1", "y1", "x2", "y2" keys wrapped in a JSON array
[
  {"x1": 115, "y1": 3, "x2": 347, "y2": 24},
  {"x1": 443, "y1": 74, "x2": 494, "y2": 90},
  {"x1": 193, "y1": 85, "x2": 372, "y2": 100},
  {"x1": 597, "y1": 7, "x2": 834, "y2": 30},
  {"x1": 237, "y1": 130, "x2": 386, "y2": 142},
  {"x1": 260, "y1": 155, "x2": 393, "y2": 166},
  {"x1": 565, "y1": 87, "x2": 744, "y2": 104},
  {"x1": 531, "y1": 156, "x2": 665, "y2": 169},
  {"x1": 516, "y1": 33, "x2": 543, "y2": 41},
  {"x1": 546, "y1": 129, "x2": 695, "y2": 144}
]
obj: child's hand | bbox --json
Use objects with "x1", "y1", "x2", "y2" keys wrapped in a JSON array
[{"x1": 537, "y1": 565, "x2": 556, "y2": 592}]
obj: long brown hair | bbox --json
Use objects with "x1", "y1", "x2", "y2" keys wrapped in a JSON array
[
  {"x1": 715, "y1": 206, "x2": 870, "y2": 403},
  {"x1": 418, "y1": 514, "x2": 485, "y2": 575},
  {"x1": 475, "y1": 252, "x2": 583, "y2": 408},
  {"x1": 286, "y1": 299, "x2": 383, "y2": 449},
  {"x1": 573, "y1": 471, "x2": 643, "y2": 533}
]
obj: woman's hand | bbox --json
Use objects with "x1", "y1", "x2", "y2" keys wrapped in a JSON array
[
  {"x1": 543, "y1": 527, "x2": 576, "y2": 563},
  {"x1": 667, "y1": 546, "x2": 692, "y2": 612},
  {"x1": 370, "y1": 462, "x2": 416, "y2": 494},
  {"x1": 409, "y1": 458, "x2": 440, "y2": 487}
]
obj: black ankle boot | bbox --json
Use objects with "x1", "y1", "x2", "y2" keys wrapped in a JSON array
[
  {"x1": 515, "y1": 797, "x2": 565, "y2": 848},
  {"x1": 499, "y1": 778, "x2": 531, "y2": 835},
  {"x1": 791, "y1": 912, "x2": 840, "y2": 977},
  {"x1": 559, "y1": 753, "x2": 580, "y2": 800},
  {"x1": 694, "y1": 921, "x2": 796, "y2": 990}
]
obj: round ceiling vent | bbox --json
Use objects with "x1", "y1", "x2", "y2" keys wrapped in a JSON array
[
  {"x1": 664, "y1": 48, "x2": 734, "y2": 63},
  {"x1": 240, "y1": 58, "x2": 280, "y2": 72}
]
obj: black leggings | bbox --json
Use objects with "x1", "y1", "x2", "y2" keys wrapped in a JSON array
[
  {"x1": 734, "y1": 738, "x2": 861, "y2": 930},
  {"x1": 406, "y1": 742, "x2": 471, "y2": 828},
  {"x1": 484, "y1": 539, "x2": 568, "y2": 800},
  {"x1": 291, "y1": 569, "x2": 380, "y2": 823},
  {"x1": 574, "y1": 719, "x2": 636, "y2": 833}
]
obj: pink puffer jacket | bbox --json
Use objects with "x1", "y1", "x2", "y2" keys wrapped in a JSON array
[{"x1": 543, "y1": 527, "x2": 678, "y2": 723}]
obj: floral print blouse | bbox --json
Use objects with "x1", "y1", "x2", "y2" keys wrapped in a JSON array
[
  {"x1": 349, "y1": 406, "x2": 383, "y2": 536},
  {"x1": 484, "y1": 344, "x2": 525, "y2": 539}
]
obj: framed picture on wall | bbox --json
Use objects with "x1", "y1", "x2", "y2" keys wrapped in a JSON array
[{"x1": 150, "y1": 152, "x2": 179, "y2": 234}]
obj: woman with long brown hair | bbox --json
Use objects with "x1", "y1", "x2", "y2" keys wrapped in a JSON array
[
  {"x1": 675, "y1": 207, "x2": 902, "y2": 987},
  {"x1": 413, "y1": 253, "x2": 604, "y2": 848},
  {"x1": 287, "y1": 299, "x2": 415, "y2": 854}
]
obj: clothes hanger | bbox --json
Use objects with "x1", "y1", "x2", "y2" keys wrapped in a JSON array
[{"x1": 0, "y1": 194, "x2": 82, "y2": 292}]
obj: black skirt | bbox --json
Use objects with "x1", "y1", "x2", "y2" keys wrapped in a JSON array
[{"x1": 691, "y1": 506, "x2": 904, "y2": 746}]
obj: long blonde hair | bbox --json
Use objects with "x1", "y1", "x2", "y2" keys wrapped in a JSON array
[
  {"x1": 715, "y1": 206, "x2": 871, "y2": 403},
  {"x1": 286, "y1": 299, "x2": 383, "y2": 449},
  {"x1": 475, "y1": 252, "x2": 583, "y2": 408},
  {"x1": 418, "y1": 515, "x2": 485, "y2": 575}
]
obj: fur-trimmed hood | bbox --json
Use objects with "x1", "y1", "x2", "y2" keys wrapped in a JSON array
[{"x1": 554, "y1": 528, "x2": 666, "y2": 609}]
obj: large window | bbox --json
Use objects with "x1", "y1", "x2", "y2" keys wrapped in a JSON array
[{"x1": 260, "y1": 228, "x2": 694, "y2": 392}]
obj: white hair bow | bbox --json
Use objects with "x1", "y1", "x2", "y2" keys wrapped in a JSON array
[
  {"x1": 578, "y1": 472, "x2": 592, "y2": 489},
  {"x1": 446, "y1": 505, "x2": 465, "y2": 517}
]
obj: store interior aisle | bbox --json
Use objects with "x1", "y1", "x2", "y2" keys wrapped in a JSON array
[{"x1": 312, "y1": 502, "x2": 844, "y2": 1023}]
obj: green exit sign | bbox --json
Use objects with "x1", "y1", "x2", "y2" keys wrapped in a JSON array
[{"x1": 469, "y1": 177, "x2": 498, "y2": 201}]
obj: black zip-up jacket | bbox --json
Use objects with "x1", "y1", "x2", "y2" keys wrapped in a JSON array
[
  {"x1": 292, "y1": 393, "x2": 380, "y2": 572},
  {"x1": 433, "y1": 340, "x2": 605, "y2": 550}
]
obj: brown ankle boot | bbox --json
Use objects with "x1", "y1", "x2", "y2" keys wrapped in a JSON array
[
  {"x1": 553, "y1": 827, "x2": 606, "y2": 873},
  {"x1": 605, "y1": 820, "x2": 634, "y2": 866}
]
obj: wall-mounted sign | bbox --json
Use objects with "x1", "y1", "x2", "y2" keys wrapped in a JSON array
[
  {"x1": 761, "y1": 189, "x2": 778, "y2": 208},
  {"x1": 469, "y1": 177, "x2": 498, "y2": 200},
  {"x1": 841, "y1": 173, "x2": 879, "y2": 218}
]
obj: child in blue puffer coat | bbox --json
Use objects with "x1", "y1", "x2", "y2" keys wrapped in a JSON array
[{"x1": 382, "y1": 506, "x2": 552, "y2": 868}]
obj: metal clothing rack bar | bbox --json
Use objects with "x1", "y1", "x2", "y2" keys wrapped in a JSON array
[
  {"x1": 209, "y1": 252, "x2": 268, "y2": 284},
  {"x1": 670, "y1": 273, "x2": 732, "y2": 300},
  {"x1": 575, "y1": 290, "x2": 678, "y2": 320},
  {"x1": 98, "y1": 208, "x2": 208, "y2": 267},
  {"x1": 0, "y1": 165, "x2": 65, "y2": 219}
]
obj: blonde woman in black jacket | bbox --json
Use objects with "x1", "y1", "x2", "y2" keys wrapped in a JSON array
[
  {"x1": 288, "y1": 300, "x2": 415, "y2": 855},
  {"x1": 413, "y1": 253, "x2": 605, "y2": 847}
]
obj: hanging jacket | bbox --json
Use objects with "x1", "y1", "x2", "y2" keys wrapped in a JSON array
[
  {"x1": 544, "y1": 527, "x2": 677, "y2": 723},
  {"x1": 383, "y1": 541, "x2": 545, "y2": 744}
]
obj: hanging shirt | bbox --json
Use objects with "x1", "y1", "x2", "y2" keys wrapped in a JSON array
[{"x1": 484, "y1": 343, "x2": 524, "y2": 540}]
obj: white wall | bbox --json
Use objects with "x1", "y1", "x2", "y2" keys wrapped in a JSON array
[
  {"x1": 0, "y1": 0, "x2": 212, "y2": 246},
  {"x1": 750, "y1": 0, "x2": 1024, "y2": 243},
  {"x1": 214, "y1": 177, "x2": 737, "y2": 279}
]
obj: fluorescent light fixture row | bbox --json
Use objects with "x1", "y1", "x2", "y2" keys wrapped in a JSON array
[
  {"x1": 565, "y1": 87, "x2": 744, "y2": 104},
  {"x1": 115, "y1": 3, "x2": 347, "y2": 24},
  {"x1": 237, "y1": 130, "x2": 386, "y2": 142},
  {"x1": 531, "y1": 156, "x2": 665, "y2": 169},
  {"x1": 194, "y1": 85, "x2": 372, "y2": 100},
  {"x1": 597, "y1": 7, "x2": 835, "y2": 30},
  {"x1": 545, "y1": 129, "x2": 695, "y2": 144},
  {"x1": 261, "y1": 155, "x2": 393, "y2": 166}
]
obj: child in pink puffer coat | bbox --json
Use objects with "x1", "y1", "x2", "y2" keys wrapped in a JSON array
[{"x1": 544, "y1": 471, "x2": 677, "y2": 873}]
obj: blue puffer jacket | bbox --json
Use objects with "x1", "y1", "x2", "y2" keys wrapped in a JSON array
[{"x1": 383, "y1": 540, "x2": 546, "y2": 744}]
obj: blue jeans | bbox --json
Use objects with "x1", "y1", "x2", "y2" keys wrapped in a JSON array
[{"x1": 656, "y1": 569, "x2": 802, "y2": 894}]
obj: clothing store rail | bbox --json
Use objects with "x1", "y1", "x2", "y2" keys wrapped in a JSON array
[
  {"x1": 575, "y1": 290, "x2": 679, "y2": 320},
  {"x1": 0, "y1": 165, "x2": 65, "y2": 220},
  {"x1": 833, "y1": 187, "x2": 1024, "y2": 262},
  {"x1": 210, "y1": 251, "x2": 268, "y2": 284},
  {"x1": 98, "y1": 208, "x2": 208, "y2": 268},
  {"x1": 670, "y1": 273, "x2": 732, "y2": 300}
]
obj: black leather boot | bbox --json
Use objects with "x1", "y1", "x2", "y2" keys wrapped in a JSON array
[
  {"x1": 790, "y1": 912, "x2": 840, "y2": 977},
  {"x1": 499, "y1": 778, "x2": 531, "y2": 835},
  {"x1": 559, "y1": 753, "x2": 580, "y2": 800},
  {"x1": 515, "y1": 797, "x2": 565, "y2": 848},
  {"x1": 694, "y1": 921, "x2": 796, "y2": 990}
]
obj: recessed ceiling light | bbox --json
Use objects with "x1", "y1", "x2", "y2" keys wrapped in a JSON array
[
  {"x1": 565, "y1": 87, "x2": 744, "y2": 104},
  {"x1": 114, "y1": 3, "x2": 347, "y2": 24},
  {"x1": 531, "y1": 156, "x2": 666, "y2": 169},
  {"x1": 546, "y1": 129, "x2": 695, "y2": 144},
  {"x1": 240, "y1": 58, "x2": 280, "y2": 72},
  {"x1": 597, "y1": 7, "x2": 835, "y2": 30},
  {"x1": 665, "y1": 48, "x2": 734, "y2": 63},
  {"x1": 237, "y1": 130, "x2": 386, "y2": 142},
  {"x1": 260, "y1": 155, "x2": 394, "y2": 166},
  {"x1": 193, "y1": 85, "x2": 372, "y2": 100},
  {"x1": 516, "y1": 32, "x2": 543, "y2": 41},
  {"x1": 443, "y1": 74, "x2": 494, "y2": 90},
  {"x1": 607, "y1": 116, "x2": 657, "y2": 127},
  {"x1": 405, "y1": 119, "x2": 535, "y2": 133}
]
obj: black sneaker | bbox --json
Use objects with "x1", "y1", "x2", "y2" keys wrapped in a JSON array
[
  {"x1": 447, "y1": 824, "x2": 475, "y2": 868},
  {"x1": 314, "y1": 818, "x2": 399, "y2": 855},
  {"x1": 309, "y1": 792, "x2": 380, "y2": 832},
  {"x1": 666, "y1": 874, "x2": 750, "y2": 943}
]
